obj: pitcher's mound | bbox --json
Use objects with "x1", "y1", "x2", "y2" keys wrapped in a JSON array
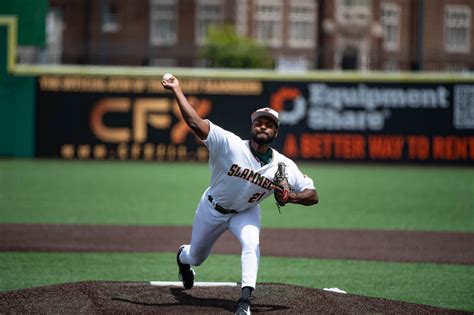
[{"x1": 0, "y1": 281, "x2": 467, "y2": 314}]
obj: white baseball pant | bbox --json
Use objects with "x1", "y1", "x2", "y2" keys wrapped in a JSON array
[{"x1": 178, "y1": 192, "x2": 261, "y2": 289}]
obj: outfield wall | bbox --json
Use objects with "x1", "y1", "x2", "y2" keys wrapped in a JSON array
[
  {"x1": 35, "y1": 75, "x2": 474, "y2": 164},
  {"x1": 1, "y1": 15, "x2": 474, "y2": 164}
]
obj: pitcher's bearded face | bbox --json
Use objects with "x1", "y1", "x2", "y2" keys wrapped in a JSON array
[{"x1": 250, "y1": 117, "x2": 278, "y2": 145}]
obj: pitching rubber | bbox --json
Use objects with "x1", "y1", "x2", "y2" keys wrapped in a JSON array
[{"x1": 150, "y1": 281, "x2": 238, "y2": 287}]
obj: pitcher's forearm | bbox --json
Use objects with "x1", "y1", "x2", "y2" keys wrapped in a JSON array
[
  {"x1": 172, "y1": 87, "x2": 209, "y2": 139},
  {"x1": 289, "y1": 189, "x2": 319, "y2": 205}
]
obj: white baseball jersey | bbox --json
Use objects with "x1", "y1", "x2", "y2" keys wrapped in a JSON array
[
  {"x1": 203, "y1": 121, "x2": 315, "y2": 211},
  {"x1": 179, "y1": 120, "x2": 316, "y2": 290}
]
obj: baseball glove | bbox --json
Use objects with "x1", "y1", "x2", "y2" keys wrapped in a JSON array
[{"x1": 273, "y1": 162, "x2": 291, "y2": 212}]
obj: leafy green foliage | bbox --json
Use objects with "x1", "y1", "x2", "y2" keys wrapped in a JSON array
[{"x1": 199, "y1": 24, "x2": 273, "y2": 69}]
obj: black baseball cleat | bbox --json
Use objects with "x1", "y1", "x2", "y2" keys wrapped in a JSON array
[
  {"x1": 235, "y1": 297, "x2": 251, "y2": 315},
  {"x1": 176, "y1": 246, "x2": 195, "y2": 289}
]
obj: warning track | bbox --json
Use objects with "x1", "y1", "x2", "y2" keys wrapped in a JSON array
[{"x1": 1, "y1": 223, "x2": 473, "y2": 264}]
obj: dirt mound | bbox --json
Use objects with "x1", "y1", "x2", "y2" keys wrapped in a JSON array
[{"x1": 0, "y1": 281, "x2": 468, "y2": 314}]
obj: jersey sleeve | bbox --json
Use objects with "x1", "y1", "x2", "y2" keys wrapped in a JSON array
[
  {"x1": 287, "y1": 160, "x2": 315, "y2": 192},
  {"x1": 201, "y1": 120, "x2": 232, "y2": 155}
]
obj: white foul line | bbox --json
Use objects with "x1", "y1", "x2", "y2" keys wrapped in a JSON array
[{"x1": 150, "y1": 281, "x2": 238, "y2": 287}]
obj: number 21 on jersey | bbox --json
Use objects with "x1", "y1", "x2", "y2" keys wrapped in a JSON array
[{"x1": 248, "y1": 192, "x2": 265, "y2": 203}]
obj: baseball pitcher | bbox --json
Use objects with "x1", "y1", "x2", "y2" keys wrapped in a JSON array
[{"x1": 162, "y1": 75, "x2": 318, "y2": 315}]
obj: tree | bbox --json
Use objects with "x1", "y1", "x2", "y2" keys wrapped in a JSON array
[{"x1": 200, "y1": 24, "x2": 273, "y2": 69}]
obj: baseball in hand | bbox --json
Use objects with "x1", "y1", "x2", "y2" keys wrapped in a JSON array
[{"x1": 163, "y1": 73, "x2": 173, "y2": 81}]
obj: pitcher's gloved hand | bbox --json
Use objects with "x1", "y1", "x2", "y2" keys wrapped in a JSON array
[
  {"x1": 273, "y1": 162, "x2": 291, "y2": 209},
  {"x1": 274, "y1": 185, "x2": 290, "y2": 206}
]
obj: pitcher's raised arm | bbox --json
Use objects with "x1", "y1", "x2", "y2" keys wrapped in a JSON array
[{"x1": 162, "y1": 75, "x2": 210, "y2": 140}]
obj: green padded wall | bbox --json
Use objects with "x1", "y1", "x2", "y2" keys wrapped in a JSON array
[
  {"x1": 0, "y1": 0, "x2": 47, "y2": 46},
  {"x1": 0, "y1": 27, "x2": 35, "y2": 157}
]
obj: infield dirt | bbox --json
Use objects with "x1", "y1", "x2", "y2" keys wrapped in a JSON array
[{"x1": 2, "y1": 223, "x2": 473, "y2": 264}]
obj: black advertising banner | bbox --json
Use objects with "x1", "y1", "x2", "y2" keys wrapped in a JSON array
[
  {"x1": 264, "y1": 81, "x2": 474, "y2": 164},
  {"x1": 35, "y1": 76, "x2": 474, "y2": 164},
  {"x1": 35, "y1": 76, "x2": 261, "y2": 162}
]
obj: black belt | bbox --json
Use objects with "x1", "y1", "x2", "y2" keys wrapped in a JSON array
[{"x1": 208, "y1": 195, "x2": 238, "y2": 214}]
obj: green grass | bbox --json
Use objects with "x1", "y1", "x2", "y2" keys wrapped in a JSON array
[
  {"x1": 1, "y1": 159, "x2": 473, "y2": 231},
  {"x1": 0, "y1": 252, "x2": 472, "y2": 312}
]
